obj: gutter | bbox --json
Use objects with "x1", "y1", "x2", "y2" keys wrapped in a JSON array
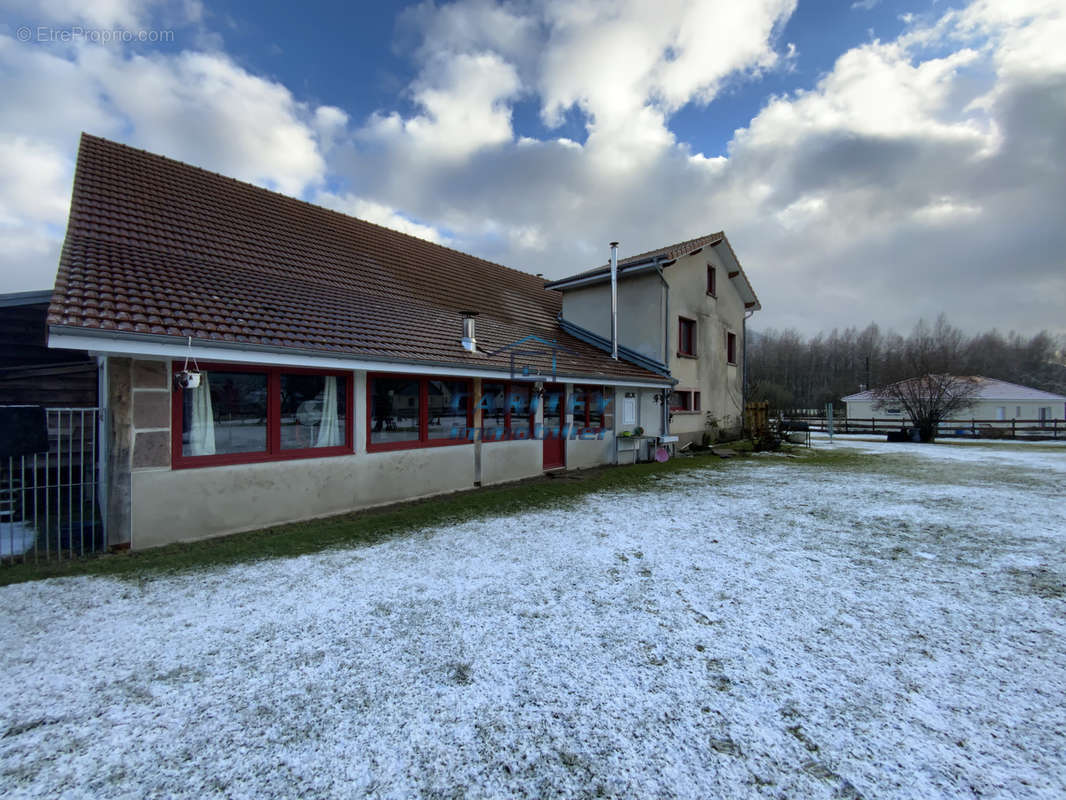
[
  {"x1": 544, "y1": 259, "x2": 666, "y2": 291},
  {"x1": 48, "y1": 325, "x2": 671, "y2": 389}
]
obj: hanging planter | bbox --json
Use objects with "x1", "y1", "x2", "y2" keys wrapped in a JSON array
[
  {"x1": 175, "y1": 370, "x2": 201, "y2": 389},
  {"x1": 174, "y1": 336, "x2": 202, "y2": 390}
]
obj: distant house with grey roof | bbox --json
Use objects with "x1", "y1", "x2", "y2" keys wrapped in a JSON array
[{"x1": 843, "y1": 377, "x2": 1066, "y2": 425}]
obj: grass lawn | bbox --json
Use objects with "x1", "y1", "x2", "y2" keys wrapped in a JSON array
[
  {"x1": 2, "y1": 437, "x2": 1064, "y2": 798},
  {"x1": 0, "y1": 444, "x2": 756, "y2": 588}
]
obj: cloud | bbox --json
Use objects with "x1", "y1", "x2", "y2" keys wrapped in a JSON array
[
  {"x1": 5, "y1": 0, "x2": 202, "y2": 32},
  {"x1": 0, "y1": 32, "x2": 337, "y2": 291},
  {"x1": 2, "y1": 0, "x2": 1063, "y2": 342},
  {"x1": 361, "y1": 50, "x2": 522, "y2": 160},
  {"x1": 330, "y1": 0, "x2": 1065, "y2": 337}
]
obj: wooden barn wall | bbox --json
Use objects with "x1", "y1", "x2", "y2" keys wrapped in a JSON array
[{"x1": 0, "y1": 302, "x2": 97, "y2": 407}]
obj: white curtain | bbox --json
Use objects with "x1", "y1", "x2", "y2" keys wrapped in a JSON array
[
  {"x1": 189, "y1": 372, "x2": 216, "y2": 455},
  {"x1": 316, "y1": 376, "x2": 341, "y2": 447}
]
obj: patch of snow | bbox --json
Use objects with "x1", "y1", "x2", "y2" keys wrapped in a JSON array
[
  {"x1": 2, "y1": 440, "x2": 1065, "y2": 798},
  {"x1": 1, "y1": 522, "x2": 37, "y2": 558}
]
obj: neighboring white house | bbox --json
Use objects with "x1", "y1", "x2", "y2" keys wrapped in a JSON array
[{"x1": 843, "y1": 377, "x2": 1066, "y2": 425}]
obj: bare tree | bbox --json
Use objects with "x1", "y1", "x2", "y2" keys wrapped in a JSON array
[
  {"x1": 748, "y1": 314, "x2": 1062, "y2": 413},
  {"x1": 873, "y1": 374, "x2": 980, "y2": 442}
]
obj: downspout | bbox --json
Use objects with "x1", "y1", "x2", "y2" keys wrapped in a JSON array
[
  {"x1": 96, "y1": 354, "x2": 109, "y2": 538},
  {"x1": 654, "y1": 263, "x2": 669, "y2": 367},
  {"x1": 655, "y1": 263, "x2": 671, "y2": 437},
  {"x1": 662, "y1": 384, "x2": 670, "y2": 438},
  {"x1": 742, "y1": 308, "x2": 755, "y2": 414},
  {"x1": 609, "y1": 242, "x2": 619, "y2": 359}
]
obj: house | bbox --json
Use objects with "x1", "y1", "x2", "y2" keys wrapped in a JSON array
[
  {"x1": 544, "y1": 234, "x2": 760, "y2": 446},
  {"x1": 47, "y1": 134, "x2": 693, "y2": 550},
  {"x1": 843, "y1": 377, "x2": 1066, "y2": 426}
]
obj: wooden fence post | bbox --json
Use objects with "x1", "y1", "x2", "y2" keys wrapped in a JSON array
[{"x1": 1011, "y1": 418, "x2": 1016, "y2": 439}]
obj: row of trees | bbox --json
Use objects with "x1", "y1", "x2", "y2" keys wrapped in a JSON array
[{"x1": 747, "y1": 315, "x2": 1066, "y2": 413}]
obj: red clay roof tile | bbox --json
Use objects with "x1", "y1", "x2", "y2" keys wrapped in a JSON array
[{"x1": 49, "y1": 135, "x2": 670, "y2": 382}]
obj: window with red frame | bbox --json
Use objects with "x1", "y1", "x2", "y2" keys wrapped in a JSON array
[
  {"x1": 173, "y1": 365, "x2": 351, "y2": 468},
  {"x1": 678, "y1": 317, "x2": 697, "y2": 357},
  {"x1": 480, "y1": 381, "x2": 534, "y2": 441},
  {"x1": 706, "y1": 265, "x2": 717, "y2": 297},
  {"x1": 368, "y1": 374, "x2": 473, "y2": 450},
  {"x1": 727, "y1": 331, "x2": 737, "y2": 364},
  {"x1": 670, "y1": 390, "x2": 700, "y2": 412},
  {"x1": 572, "y1": 385, "x2": 612, "y2": 435}
]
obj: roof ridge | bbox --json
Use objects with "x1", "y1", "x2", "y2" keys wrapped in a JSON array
[
  {"x1": 546, "y1": 231, "x2": 726, "y2": 285},
  {"x1": 77, "y1": 133, "x2": 548, "y2": 286},
  {"x1": 618, "y1": 231, "x2": 724, "y2": 266},
  {"x1": 52, "y1": 135, "x2": 667, "y2": 381}
]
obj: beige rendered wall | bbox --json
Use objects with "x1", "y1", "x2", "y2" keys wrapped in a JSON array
[
  {"x1": 667, "y1": 247, "x2": 746, "y2": 445},
  {"x1": 131, "y1": 445, "x2": 477, "y2": 549},
  {"x1": 481, "y1": 439, "x2": 543, "y2": 485},
  {"x1": 566, "y1": 434, "x2": 614, "y2": 470},
  {"x1": 559, "y1": 272, "x2": 666, "y2": 363},
  {"x1": 124, "y1": 359, "x2": 664, "y2": 549}
]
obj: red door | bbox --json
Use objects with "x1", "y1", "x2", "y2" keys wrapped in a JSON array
[{"x1": 542, "y1": 383, "x2": 565, "y2": 469}]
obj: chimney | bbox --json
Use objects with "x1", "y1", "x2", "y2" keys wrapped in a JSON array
[
  {"x1": 609, "y1": 241, "x2": 619, "y2": 359},
  {"x1": 461, "y1": 311, "x2": 478, "y2": 352}
]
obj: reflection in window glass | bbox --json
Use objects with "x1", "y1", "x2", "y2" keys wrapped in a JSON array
[
  {"x1": 370, "y1": 378, "x2": 420, "y2": 444},
  {"x1": 182, "y1": 370, "x2": 267, "y2": 456},
  {"x1": 280, "y1": 374, "x2": 347, "y2": 450},
  {"x1": 481, "y1": 381, "x2": 507, "y2": 441},
  {"x1": 509, "y1": 384, "x2": 532, "y2": 439},
  {"x1": 428, "y1": 380, "x2": 470, "y2": 439}
]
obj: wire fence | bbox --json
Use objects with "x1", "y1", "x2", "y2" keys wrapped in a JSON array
[{"x1": 1, "y1": 407, "x2": 104, "y2": 564}]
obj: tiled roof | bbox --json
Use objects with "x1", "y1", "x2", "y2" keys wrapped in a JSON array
[
  {"x1": 48, "y1": 134, "x2": 668, "y2": 383},
  {"x1": 844, "y1": 377, "x2": 1066, "y2": 402},
  {"x1": 547, "y1": 232, "x2": 725, "y2": 285}
]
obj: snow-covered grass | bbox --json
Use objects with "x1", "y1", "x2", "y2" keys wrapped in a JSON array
[{"x1": 2, "y1": 440, "x2": 1065, "y2": 798}]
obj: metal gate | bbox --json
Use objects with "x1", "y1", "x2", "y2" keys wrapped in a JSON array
[{"x1": 1, "y1": 407, "x2": 105, "y2": 564}]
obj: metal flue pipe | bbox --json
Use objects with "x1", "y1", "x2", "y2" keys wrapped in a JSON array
[{"x1": 609, "y1": 241, "x2": 619, "y2": 359}]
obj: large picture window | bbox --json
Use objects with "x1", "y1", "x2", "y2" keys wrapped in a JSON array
[
  {"x1": 368, "y1": 374, "x2": 473, "y2": 450},
  {"x1": 572, "y1": 385, "x2": 612, "y2": 436},
  {"x1": 480, "y1": 381, "x2": 533, "y2": 442},
  {"x1": 174, "y1": 364, "x2": 351, "y2": 468},
  {"x1": 370, "y1": 377, "x2": 420, "y2": 444}
]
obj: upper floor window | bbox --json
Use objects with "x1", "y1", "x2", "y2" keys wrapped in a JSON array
[
  {"x1": 174, "y1": 364, "x2": 351, "y2": 468},
  {"x1": 707, "y1": 265, "x2": 717, "y2": 297},
  {"x1": 678, "y1": 317, "x2": 697, "y2": 357},
  {"x1": 727, "y1": 331, "x2": 737, "y2": 365}
]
